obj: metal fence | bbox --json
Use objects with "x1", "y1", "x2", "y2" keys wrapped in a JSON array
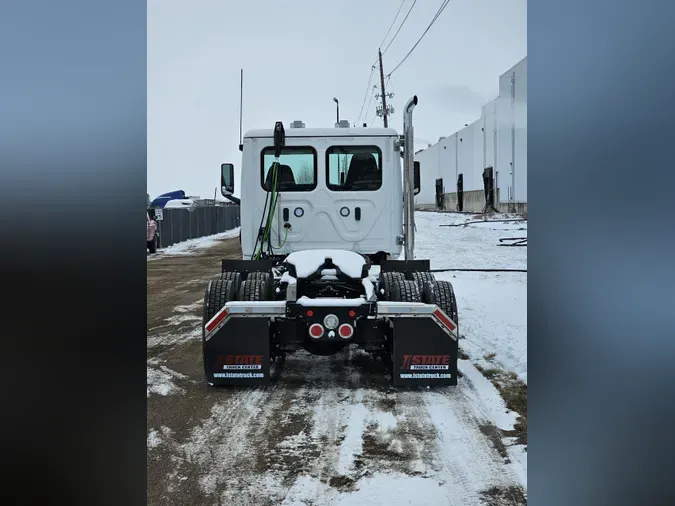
[{"x1": 154, "y1": 205, "x2": 240, "y2": 249}]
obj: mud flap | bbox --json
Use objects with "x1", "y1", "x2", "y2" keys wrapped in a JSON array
[
  {"x1": 204, "y1": 317, "x2": 272, "y2": 386},
  {"x1": 391, "y1": 317, "x2": 458, "y2": 386}
]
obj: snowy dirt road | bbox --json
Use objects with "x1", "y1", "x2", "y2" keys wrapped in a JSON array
[{"x1": 147, "y1": 213, "x2": 527, "y2": 505}]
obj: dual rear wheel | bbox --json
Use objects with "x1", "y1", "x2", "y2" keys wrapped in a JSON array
[
  {"x1": 203, "y1": 272, "x2": 271, "y2": 339},
  {"x1": 378, "y1": 271, "x2": 459, "y2": 330}
]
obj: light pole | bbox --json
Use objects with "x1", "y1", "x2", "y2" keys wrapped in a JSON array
[{"x1": 333, "y1": 97, "x2": 339, "y2": 124}]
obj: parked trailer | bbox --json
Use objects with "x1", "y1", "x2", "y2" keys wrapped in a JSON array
[{"x1": 203, "y1": 96, "x2": 459, "y2": 387}]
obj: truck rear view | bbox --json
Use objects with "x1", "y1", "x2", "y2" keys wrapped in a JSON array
[{"x1": 204, "y1": 96, "x2": 460, "y2": 387}]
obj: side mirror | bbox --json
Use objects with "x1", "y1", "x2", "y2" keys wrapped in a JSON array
[
  {"x1": 413, "y1": 161, "x2": 421, "y2": 195},
  {"x1": 221, "y1": 163, "x2": 234, "y2": 196}
]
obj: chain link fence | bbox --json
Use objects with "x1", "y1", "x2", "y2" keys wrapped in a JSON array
[{"x1": 154, "y1": 206, "x2": 240, "y2": 249}]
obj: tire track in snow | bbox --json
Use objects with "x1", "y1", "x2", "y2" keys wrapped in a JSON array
[
  {"x1": 423, "y1": 360, "x2": 527, "y2": 503},
  {"x1": 164, "y1": 349, "x2": 367, "y2": 504},
  {"x1": 170, "y1": 386, "x2": 279, "y2": 502},
  {"x1": 152, "y1": 346, "x2": 526, "y2": 505}
]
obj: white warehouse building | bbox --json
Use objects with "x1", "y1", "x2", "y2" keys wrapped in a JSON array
[{"x1": 415, "y1": 57, "x2": 527, "y2": 213}]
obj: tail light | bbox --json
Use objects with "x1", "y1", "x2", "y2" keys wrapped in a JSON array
[
  {"x1": 308, "y1": 323, "x2": 324, "y2": 339},
  {"x1": 338, "y1": 323, "x2": 354, "y2": 339}
]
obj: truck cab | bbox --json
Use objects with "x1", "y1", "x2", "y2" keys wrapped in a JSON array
[{"x1": 227, "y1": 124, "x2": 412, "y2": 263}]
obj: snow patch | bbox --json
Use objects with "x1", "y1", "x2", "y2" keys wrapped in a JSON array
[
  {"x1": 280, "y1": 271, "x2": 297, "y2": 285},
  {"x1": 147, "y1": 326, "x2": 201, "y2": 349},
  {"x1": 173, "y1": 301, "x2": 202, "y2": 313},
  {"x1": 147, "y1": 430, "x2": 162, "y2": 448},
  {"x1": 335, "y1": 389, "x2": 368, "y2": 475},
  {"x1": 435, "y1": 271, "x2": 527, "y2": 381},
  {"x1": 281, "y1": 473, "x2": 449, "y2": 506},
  {"x1": 281, "y1": 474, "x2": 337, "y2": 505},
  {"x1": 163, "y1": 312, "x2": 202, "y2": 326},
  {"x1": 423, "y1": 391, "x2": 517, "y2": 496},
  {"x1": 148, "y1": 227, "x2": 240, "y2": 260},
  {"x1": 296, "y1": 296, "x2": 366, "y2": 307},
  {"x1": 147, "y1": 362, "x2": 187, "y2": 397},
  {"x1": 466, "y1": 220, "x2": 527, "y2": 231},
  {"x1": 286, "y1": 249, "x2": 366, "y2": 278},
  {"x1": 414, "y1": 212, "x2": 526, "y2": 270},
  {"x1": 372, "y1": 410, "x2": 398, "y2": 432},
  {"x1": 458, "y1": 362, "x2": 520, "y2": 431},
  {"x1": 362, "y1": 277, "x2": 375, "y2": 300},
  {"x1": 336, "y1": 473, "x2": 447, "y2": 505},
  {"x1": 507, "y1": 444, "x2": 528, "y2": 487}
]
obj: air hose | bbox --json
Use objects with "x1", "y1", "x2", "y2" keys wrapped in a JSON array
[
  {"x1": 253, "y1": 161, "x2": 279, "y2": 259},
  {"x1": 253, "y1": 122, "x2": 286, "y2": 259},
  {"x1": 262, "y1": 162, "x2": 280, "y2": 255}
]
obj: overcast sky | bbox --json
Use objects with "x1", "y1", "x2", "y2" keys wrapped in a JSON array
[{"x1": 147, "y1": 0, "x2": 526, "y2": 199}]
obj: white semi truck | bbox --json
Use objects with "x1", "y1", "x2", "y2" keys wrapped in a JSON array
[{"x1": 203, "y1": 96, "x2": 459, "y2": 387}]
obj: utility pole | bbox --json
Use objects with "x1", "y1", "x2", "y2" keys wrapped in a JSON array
[{"x1": 378, "y1": 49, "x2": 388, "y2": 128}]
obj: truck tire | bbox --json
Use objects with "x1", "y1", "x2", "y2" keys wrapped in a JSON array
[
  {"x1": 220, "y1": 271, "x2": 242, "y2": 294},
  {"x1": 378, "y1": 271, "x2": 405, "y2": 300},
  {"x1": 423, "y1": 280, "x2": 459, "y2": 329},
  {"x1": 246, "y1": 272, "x2": 272, "y2": 299},
  {"x1": 412, "y1": 271, "x2": 435, "y2": 292},
  {"x1": 203, "y1": 279, "x2": 237, "y2": 338},
  {"x1": 239, "y1": 279, "x2": 268, "y2": 301},
  {"x1": 389, "y1": 279, "x2": 422, "y2": 303},
  {"x1": 247, "y1": 271, "x2": 271, "y2": 284}
]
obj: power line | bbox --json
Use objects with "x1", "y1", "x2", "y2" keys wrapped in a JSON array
[
  {"x1": 363, "y1": 84, "x2": 377, "y2": 123},
  {"x1": 378, "y1": 0, "x2": 406, "y2": 50},
  {"x1": 359, "y1": 0, "x2": 417, "y2": 124},
  {"x1": 381, "y1": 0, "x2": 418, "y2": 56},
  {"x1": 387, "y1": 0, "x2": 451, "y2": 78},
  {"x1": 356, "y1": 66, "x2": 376, "y2": 124},
  {"x1": 386, "y1": 75, "x2": 395, "y2": 95},
  {"x1": 362, "y1": 74, "x2": 391, "y2": 127},
  {"x1": 360, "y1": 0, "x2": 415, "y2": 124},
  {"x1": 367, "y1": 109, "x2": 378, "y2": 127}
]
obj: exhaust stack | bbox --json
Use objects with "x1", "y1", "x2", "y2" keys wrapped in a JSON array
[{"x1": 403, "y1": 95, "x2": 418, "y2": 260}]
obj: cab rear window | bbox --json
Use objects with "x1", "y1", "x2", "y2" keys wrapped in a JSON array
[
  {"x1": 261, "y1": 146, "x2": 317, "y2": 192},
  {"x1": 326, "y1": 146, "x2": 382, "y2": 191}
]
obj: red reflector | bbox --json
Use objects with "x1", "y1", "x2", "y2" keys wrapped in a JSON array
[
  {"x1": 306, "y1": 310, "x2": 314, "y2": 317},
  {"x1": 206, "y1": 309, "x2": 229, "y2": 333},
  {"x1": 348, "y1": 310, "x2": 356, "y2": 318},
  {"x1": 309, "y1": 323, "x2": 324, "y2": 338},
  {"x1": 338, "y1": 324, "x2": 354, "y2": 339},
  {"x1": 433, "y1": 308, "x2": 456, "y2": 332}
]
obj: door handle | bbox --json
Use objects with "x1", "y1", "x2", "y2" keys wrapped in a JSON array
[
  {"x1": 283, "y1": 207, "x2": 289, "y2": 222},
  {"x1": 355, "y1": 207, "x2": 361, "y2": 221}
]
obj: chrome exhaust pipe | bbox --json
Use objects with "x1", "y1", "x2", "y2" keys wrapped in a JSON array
[{"x1": 403, "y1": 96, "x2": 417, "y2": 260}]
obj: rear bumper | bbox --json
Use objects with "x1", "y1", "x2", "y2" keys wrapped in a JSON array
[
  {"x1": 204, "y1": 300, "x2": 457, "y2": 340},
  {"x1": 204, "y1": 299, "x2": 458, "y2": 387}
]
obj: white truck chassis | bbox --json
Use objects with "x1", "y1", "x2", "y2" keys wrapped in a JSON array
[{"x1": 204, "y1": 96, "x2": 460, "y2": 387}]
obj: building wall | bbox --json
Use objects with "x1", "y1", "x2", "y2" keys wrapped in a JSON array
[
  {"x1": 483, "y1": 98, "x2": 498, "y2": 175},
  {"x1": 496, "y1": 57, "x2": 527, "y2": 204},
  {"x1": 439, "y1": 134, "x2": 457, "y2": 194},
  {"x1": 415, "y1": 57, "x2": 527, "y2": 211},
  {"x1": 414, "y1": 143, "x2": 440, "y2": 207},
  {"x1": 514, "y1": 58, "x2": 528, "y2": 202}
]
